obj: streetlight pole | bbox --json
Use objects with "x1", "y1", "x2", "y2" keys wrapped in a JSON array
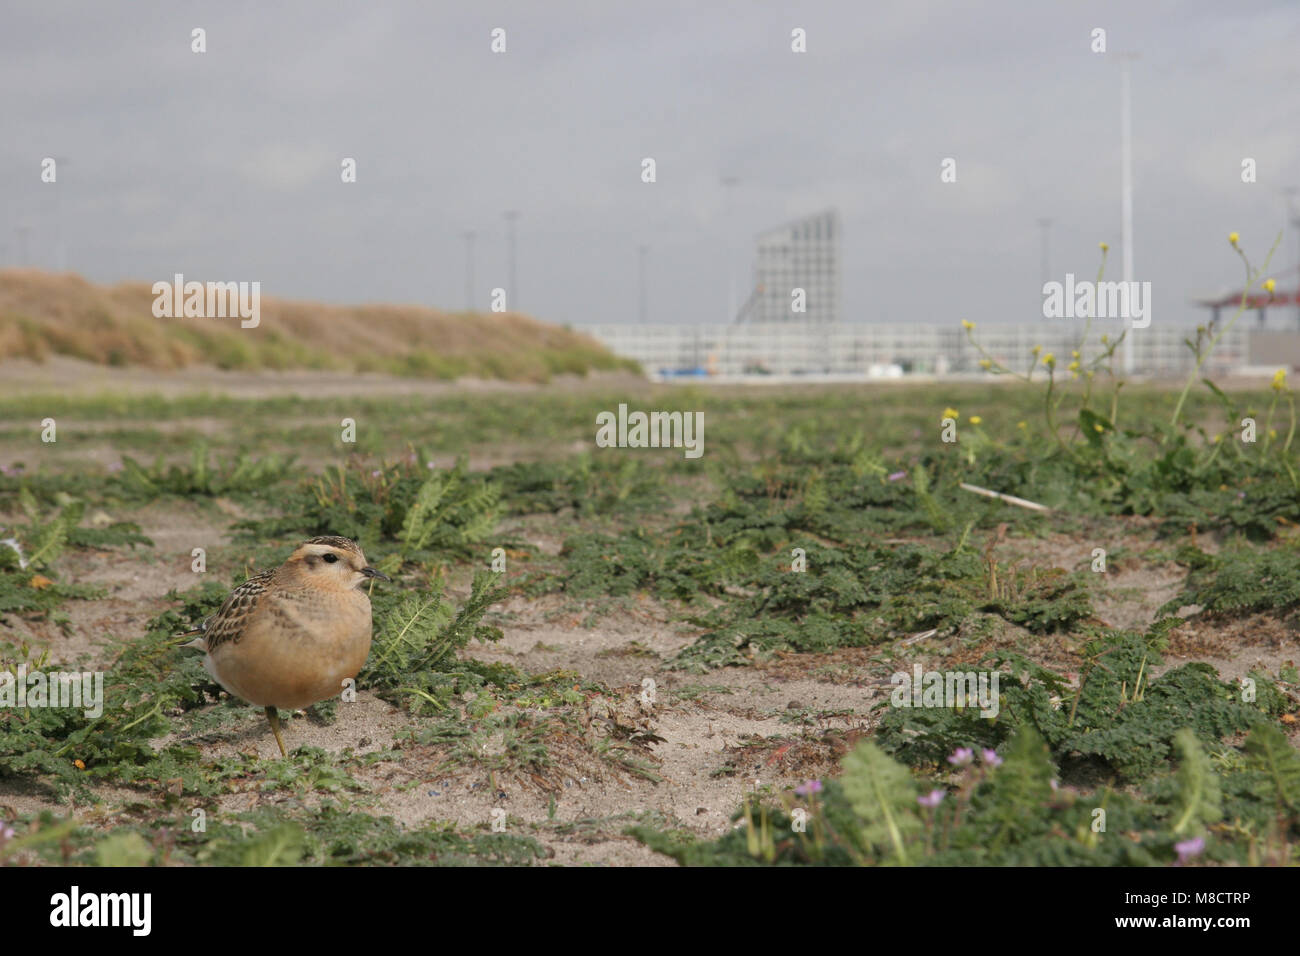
[
  {"x1": 503, "y1": 210, "x2": 519, "y2": 310},
  {"x1": 51, "y1": 155, "x2": 70, "y2": 272},
  {"x1": 1284, "y1": 187, "x2": 1300, "y2": 330},
  {"x1": 1036, "y1": 217, "x2": 1052, "y2": 290},
  {"x1": 462, "y1": 230, "x2": 476, "y2": 312},
  {"x1": 1118, "y1": 53, "x2": 1140, "y2": 373},
  {"x1": 637, "y1": 244, "x2": 649, "y2": 324},
  {"x1": 721, "y1": 176, "x2": 739, "y2": 322}
]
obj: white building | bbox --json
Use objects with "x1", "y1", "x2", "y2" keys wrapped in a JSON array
[
  {"x1": 580, "y1": 320, "x2": 1259, "y2": 380},
  {"x1": 585, "y1": 204, "x2": 1290, "y2": 380},
  {"x1": 745, "y1": 210, "x2": 841, "y2": 325}
]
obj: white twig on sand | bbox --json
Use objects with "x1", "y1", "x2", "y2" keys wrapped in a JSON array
[{"x1": 958, "y1": 482, "x2": 1052, "y2": 513}]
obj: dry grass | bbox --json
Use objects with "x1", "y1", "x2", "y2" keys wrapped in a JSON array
[{"x1": 0, "y1": 270, "x2": 636, "y2": 383}]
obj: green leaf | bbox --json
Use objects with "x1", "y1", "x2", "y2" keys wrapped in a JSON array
[
  {"x1": 241, "y1": 823, "x2": 306, "y2": 866},
  {"x1": 1244, "y1": 723, "x2": 1300, "y2": 812},
  {"x1": 1199, "y1": 378, "x2": 1237, "y2": 418},
  {"x1": 984, "y1": 725, "x2": 1056, "y2": 846},
  {"x1": 400, "y1": 473, "x2": 451, "y2": 554},
  {"x1": 839, "y1": 740, "x2": 919, "y2": 864},
  {"x1": 1078, "y1": 408, "x2": 1112, "y2": 448},
  {"x1": 909, "y1": 464, "x2": 949, "y2": 533},
  {"x1": 95, "y1": 831, "x2": 154, "y2": 867},
  {"x1": 1169, "y1": 728, "x2": 1221, "y2": 835}
]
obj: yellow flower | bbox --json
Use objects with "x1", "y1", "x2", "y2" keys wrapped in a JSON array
[
  {"x1": 1094, "y1": 424, "x2": 1104, "y2": 433},
  {"x1": 961, "y1": 319, "x2": 975, "y2": 330},
  {"x1": 1016, "y1": 420, "x2": 1028, "y2": 429},
  {"x1": 1229, "y1": 231, "x2": 1240, "y2": 245},
  {"x1": 969, "y1": 415, "x2": 983, "y2": 425},
  {"x1": 1086, "y1": 370, "x2": 1095, "y2": 379},
  {"x1": 978, "y1": 359, "x2": 992, "y2": 369},
  {"x1": 1031, "y1": 344, "x2": 1042, "y2": 355},
  {"x1": 1212, "y1": 434, "x2": 1222, "y2": 444},
  {"x1": 1042, "y1": 352, "x2": 1056, "y2": 366},
  {"x1": 942, "y1": 407, "x2": 959, "y2": 421},
  {"x1": 1270, "y1": 428, "x2": 1278, "y2": 439},
  {"x1": 1272, "y1": 368, "x2": 1287, "y2": 392},
  {"x1": 1068, "y1": 360, "x2": 1081, "y2": 372},
  {"x1": 1100, "y1": 334, "x2": 1109, "y2": 345},
  {"x1": 1264, "y1": 278, "x2": 1276, "y2": 294},
  {"x1": 1071, "y1": 350, "x2": 1079, "y2": 359},
  {"x1": 1099, "y1": 241, "x2": 1109, "y2": 252}
]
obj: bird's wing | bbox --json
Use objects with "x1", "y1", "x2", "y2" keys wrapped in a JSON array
[{"x1": 194, "y1": 569, "x2": 276, "y2": 653}]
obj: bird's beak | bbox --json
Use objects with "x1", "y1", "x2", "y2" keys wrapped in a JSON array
[{"x1": 360, "y1": 566, "x2": 391, "y2": 582}]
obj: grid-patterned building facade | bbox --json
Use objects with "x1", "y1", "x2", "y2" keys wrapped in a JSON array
[
  {"x1": 750, "y1": 210, "x2": 840, "y2": 325},
  {"x1": 581, "y1": 321, "x2": 1261, "y2": 379}
]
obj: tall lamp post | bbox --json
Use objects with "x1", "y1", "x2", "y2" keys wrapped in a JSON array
[
  {"x1": 721, "y1": 175, "x2": 740, "y2": 322},
  {"x1": 1118, "y1": 52, "x2": 1140, "y2": 373},
  {"x1": 463, "y1": 230, "x2": 476, "y2": 312},
  {"x1": 637, "y1": 244, "x2": 649, "y2": 324},
  {"x1": 1284, "y1": 187, "x2": 1300, "y2": 329},
  {"x1": 503, "y1": 210, "x2": 519, "y2": 310}
]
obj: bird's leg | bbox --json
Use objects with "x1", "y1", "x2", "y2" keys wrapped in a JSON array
[{"x1": 265, "y1": 705, "x2": 287, "y2": 757}]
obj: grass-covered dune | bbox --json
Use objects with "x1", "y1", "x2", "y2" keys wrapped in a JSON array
[{"x1": 0, "y1": 269, "x2": 637, "y2": 383}]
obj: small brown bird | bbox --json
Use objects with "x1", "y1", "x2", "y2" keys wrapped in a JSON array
[{"x1": 181, "y1": 536, "x2": 389, "y2": 756}]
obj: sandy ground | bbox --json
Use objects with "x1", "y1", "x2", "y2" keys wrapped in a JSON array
[
  {"x1": 2, "y1": 356, "x2": 1282, "y2": 399},
  {"x1": 0, "y1": 499, "x2": 885, "y2": 865},
  {"x1": 3, "y1": 363, "x2": 1296, "y2": 865},
  {"x1": 0, "y1": 356, "x2": 644, "y2": 399},
  {"x1": 6, "y1": 493, "x2": 1295, "y2": 865}
]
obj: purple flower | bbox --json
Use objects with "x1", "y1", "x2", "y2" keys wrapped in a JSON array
[
  {"x1": 1175, "y1": 836, "x2": 1205, "y2": 864},
  {"x1": 0, "y1": 464, "x2": 21, "y2": 477},
  {"x1": 427, "y1": 461, "x2": 436, "y2": 469},
  {"x1": 0, "y1": 822, "x2": 14, "y2": 841},
  {"x1": 887, "y1": 471, "x2": 907, "y2": 482},
  {"x1": 917, "y1": 789, "x2": 945, "y2": 808},
  {"x1": 981, "y1": 748, "x2": 1002, "y2": 767},
  {"x1": 947, "y1": 747, "x2": 974, "y2": 767},
  {"x1": 794, "y1": 779, "x2": 823, "y2": 796},
  {"x1": 370, "y1": 470, "x2": 382, "y2": 478}
]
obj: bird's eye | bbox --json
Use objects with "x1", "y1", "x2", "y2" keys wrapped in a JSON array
[{"x1": 323, "y1": 553, "x2": 339, "y2": 564}]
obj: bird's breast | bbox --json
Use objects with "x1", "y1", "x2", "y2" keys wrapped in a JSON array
[{"x1": 205, "y1": 586, "x2": 373, "y2": 710}]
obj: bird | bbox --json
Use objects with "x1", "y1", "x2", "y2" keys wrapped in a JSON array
[{"x1": 180, "y1": 536, "x2": 390, "y2": 756}]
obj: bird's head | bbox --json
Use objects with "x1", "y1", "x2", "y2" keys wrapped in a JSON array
[{"x1": 287, "y1": 536, "x2": 390, "y2": 591}]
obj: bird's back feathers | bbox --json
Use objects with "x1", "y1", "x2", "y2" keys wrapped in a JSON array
[{"x1": 184, "y1": 568, "x2": 276, "y2": 653}]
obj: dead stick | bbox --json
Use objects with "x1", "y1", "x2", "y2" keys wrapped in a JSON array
[{"x1": 958, "y1": 482, "x2": 1052, "y2": 513}]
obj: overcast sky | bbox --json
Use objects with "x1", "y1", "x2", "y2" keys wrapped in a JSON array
[{"x1": 3, "y1": 0, "x2": 1298, "y2": 330}]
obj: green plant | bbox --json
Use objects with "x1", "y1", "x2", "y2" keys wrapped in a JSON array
[
  {"x1": 1160, "y1": 541, "x2": 1300, "y2": 616},
  {"x1": 0, "y1": 489, "x2": 147, "y2": 620},
  {"x1": 954, "y1": 234, "x2": 1297, "y2": 534},
  {"x1": 240, "y1": 454, "x2": 500, "y2": 569},
  {"x1": 633, "y1": 717, "x2": 1300, "y2": 867},
  {"x1": 111, "y1": 442, "x2": 295, "y2": 501},
  {"x1": 360, "y1": 571, "x2": 506, "y2": 713}
]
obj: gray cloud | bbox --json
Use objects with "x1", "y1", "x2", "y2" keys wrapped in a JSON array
[{"x1": 2, "y1": 0, "x2": 1298, "y2": 330}]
